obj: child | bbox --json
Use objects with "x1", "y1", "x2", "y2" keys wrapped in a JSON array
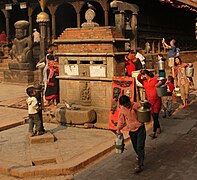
[
  {"x1": 158, "y1": 54, "x2": 166, "y2": 62},
  {"x1": 117, "y1": 95, "x2": 146, "y2": 174},
  {"x1": 26, "y1": 86, "x2": 42, "y2": 137},
  {"x1": 162, "y1": 75, "x2": 175, "y2": 118}
]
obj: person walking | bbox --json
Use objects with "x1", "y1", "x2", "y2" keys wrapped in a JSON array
[
  {"x1": 137, "y1": 70, "x2": 166, "y2": 139},
  {"x1": 117, "y1": 95, "x2": 146, "y2": 174},
  {"x1": 173, "y1": 57, "x2": 193, "y2": 109}
]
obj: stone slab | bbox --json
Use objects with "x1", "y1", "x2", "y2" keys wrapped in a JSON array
[
  {"x1": 29, "y1": 132, "x2": 55, "y2": 144},
  {"x1": 65, "y1": 109, "x2": 96, "y2": 125},
  {"x1": 32, "y1": 158, "x2": 57, "y2": 166},
  {"x1": 4, "y1": 69, "x2": 34, "y2": 84}
]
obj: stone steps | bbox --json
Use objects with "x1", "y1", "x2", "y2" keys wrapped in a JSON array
[{"x1": 0, "y1": 57, "x2": 10, "y2": 82}]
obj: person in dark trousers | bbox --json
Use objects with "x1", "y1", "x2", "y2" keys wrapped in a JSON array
[
  {"x1": 137, "y1": 70, "x2": 166, "y2": 139},
  {"x1": 117, "y1": 95, "x2": 146, "y2": 174},
  {"x1": 26, "y1": 86, "x2": 43, "y2": 137}
]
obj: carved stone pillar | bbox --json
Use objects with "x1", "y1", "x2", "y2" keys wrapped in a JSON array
[
  {"x1": 28, "y1": 7, "x2": 33, "y2": 39},
  {"x1": 29, "y1": 15, "x2": 32, "y2": 36},
  {"x1": 52, "y1": 13, "x2": 56, "y2": 39},
  {"x1": 5, "y1": 12, "x2": 10, "y2": 43},
  {"x1": 77, "y1": 12, "x2": 80, "y2": 28},
  {"x1": 37, "y1": 12, "x2": 50, "y2": 82},
  {"x1": 104, "y1": 10, "x2": 108, "y2": 26},
  {"x1": 47, "y1": 24, "x2": 50, "y2": 43},
  {"x1": 131, "y1": 12, "x2": 138, "y2": 51},
  {"x1": 115, "y1": 11, "x2": 125, "y2": 35}
]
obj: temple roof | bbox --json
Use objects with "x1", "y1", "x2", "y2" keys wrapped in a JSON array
[{"x1": 160, "y1": 0, "x2": 197, "y2": 12}]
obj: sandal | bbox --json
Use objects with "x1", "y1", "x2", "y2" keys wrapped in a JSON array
[
  {"x1": 149, "y1": 133, "x2": 157, "y2": 139},
  {"x1": 157, "y1": 128, "x2": 161, "y2": 134},
  {"x1": 134, "y1": 166, "x2": 143, "y2": 174}
]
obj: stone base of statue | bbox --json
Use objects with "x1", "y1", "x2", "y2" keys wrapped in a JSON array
[{"x1": 3, "y1": 62, "x2": 34, "y2": 84}]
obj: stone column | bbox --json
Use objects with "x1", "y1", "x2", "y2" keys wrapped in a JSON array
[
  {"x1": 52, "y1": 13, "x2": 56, "y2": 39},
  {"x1": 47, "y1": 23, "x2": 51, "y2": 43},
  {"x1": 77, "y1": 12, "x2": 80, "y2": 28},
  {"x1": 115, "y1": 11, "x2": 125, "y2": 35},
  {"x1": 104, "y1": 10, "x2": 108, "y2": 26},
  {"x1": 5, "y1": 12, "x2": 10, "y2": 43},
  {"x1": 36, "y1": 12, "x2": 50, "y2": 82},
  {"x1": 131, "y1": 12, "x2": 138, "y2": 51},
  {"x1": 195, "y1": 17, "x2": 197, "y2": 40},
  {"x1": 158, "y1": 40, "x2": 161, "y2": 53},
  {"x1": 29, "y1": 15, "x2": 32, "y2": 36}
]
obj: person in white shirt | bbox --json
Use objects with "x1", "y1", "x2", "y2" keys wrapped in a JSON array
[
  {"x1": 136, "y1": 47, "x2": 146, "y2": 69},
  {"x1": 26, "y1": 86, "x2": 42, "y2": 137}
]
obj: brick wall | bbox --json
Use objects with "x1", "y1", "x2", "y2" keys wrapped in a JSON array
[
  {"x1": 59, "y1": 27, "x2": 123, "y2": 40},
  {"x1": 57, "y1": 27, "x2": 125, "y2": 54}
]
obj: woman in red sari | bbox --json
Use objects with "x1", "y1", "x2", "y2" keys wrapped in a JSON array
[
  {"x1": 137, "y1": 70, "x2": 166, "y2": 139},
  {"x1": 45, "y1": 54, "x2": 59, "y2": 106}
]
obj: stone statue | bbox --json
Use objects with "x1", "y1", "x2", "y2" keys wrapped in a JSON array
[
  {"x1": 145, "y1": 41, "x2": 151, "y2": 54},
  {"x1": 10, "y1": 20, "x2": 33, "y2": 63}
]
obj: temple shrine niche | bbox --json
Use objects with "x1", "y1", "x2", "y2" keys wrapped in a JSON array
[{"x1": 54, "y1": 5, "x2": 133, "y2": 128}]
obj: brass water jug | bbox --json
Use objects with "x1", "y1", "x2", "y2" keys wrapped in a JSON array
[
  {"x1": 185, "y1": 66, "x2": 194, "y2": 77},
  {"x1": 158, "y1": 60, "x2": 165, "y2": 70},
  {"x1": 156, "y1": 84, "x2": 167, "y2": 97},
  {"x1": 137, "y1": 100, "x2": 151, "y2": 123}
]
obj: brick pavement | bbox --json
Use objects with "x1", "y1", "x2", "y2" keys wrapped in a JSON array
[
  {"x1": 74, "y1": 99, "x2": 197, "y2": 180},
  {"x1": 0, "y1": 82, "x2": 27, "y2": 131}
]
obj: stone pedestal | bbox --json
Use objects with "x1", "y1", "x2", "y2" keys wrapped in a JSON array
[
  {"x1": 4, "y1": 62, "x2": 34, "y2": 84},
  {"x1": 29, "y1": 132, "x2": 55, "y2": 144},
  {"x1": 55, "y1": 26, "x2": 129, "y2": 129},
  {"x1": 66, "y1": 108, "x2": 96, "y2": 125}
]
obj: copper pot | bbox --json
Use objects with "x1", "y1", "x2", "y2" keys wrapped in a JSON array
[
  {"x1": 137, "y1": 100, "x2": 151, "y2": 123},
  {"x1": 185, "y1": 66, "x2": 194, "y2": 77},
  {"x1": 158, "y1": 60, "x2": 165, "y2": 70},
  {"x1": 156, "y1": 84, "x2": 167, "y2": 97}
]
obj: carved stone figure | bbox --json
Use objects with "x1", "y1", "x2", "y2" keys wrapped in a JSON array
[
  {"x1": 10, "y1": 20, "x2": 33, "y2": 63},
  {"x1": 80, "y1": 82, "x2": 91, "y2": 106}
]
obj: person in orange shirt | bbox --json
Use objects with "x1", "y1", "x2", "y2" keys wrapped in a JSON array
[{"x1": 117, "y1": 95, "x2": 146, "y2": 174}]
